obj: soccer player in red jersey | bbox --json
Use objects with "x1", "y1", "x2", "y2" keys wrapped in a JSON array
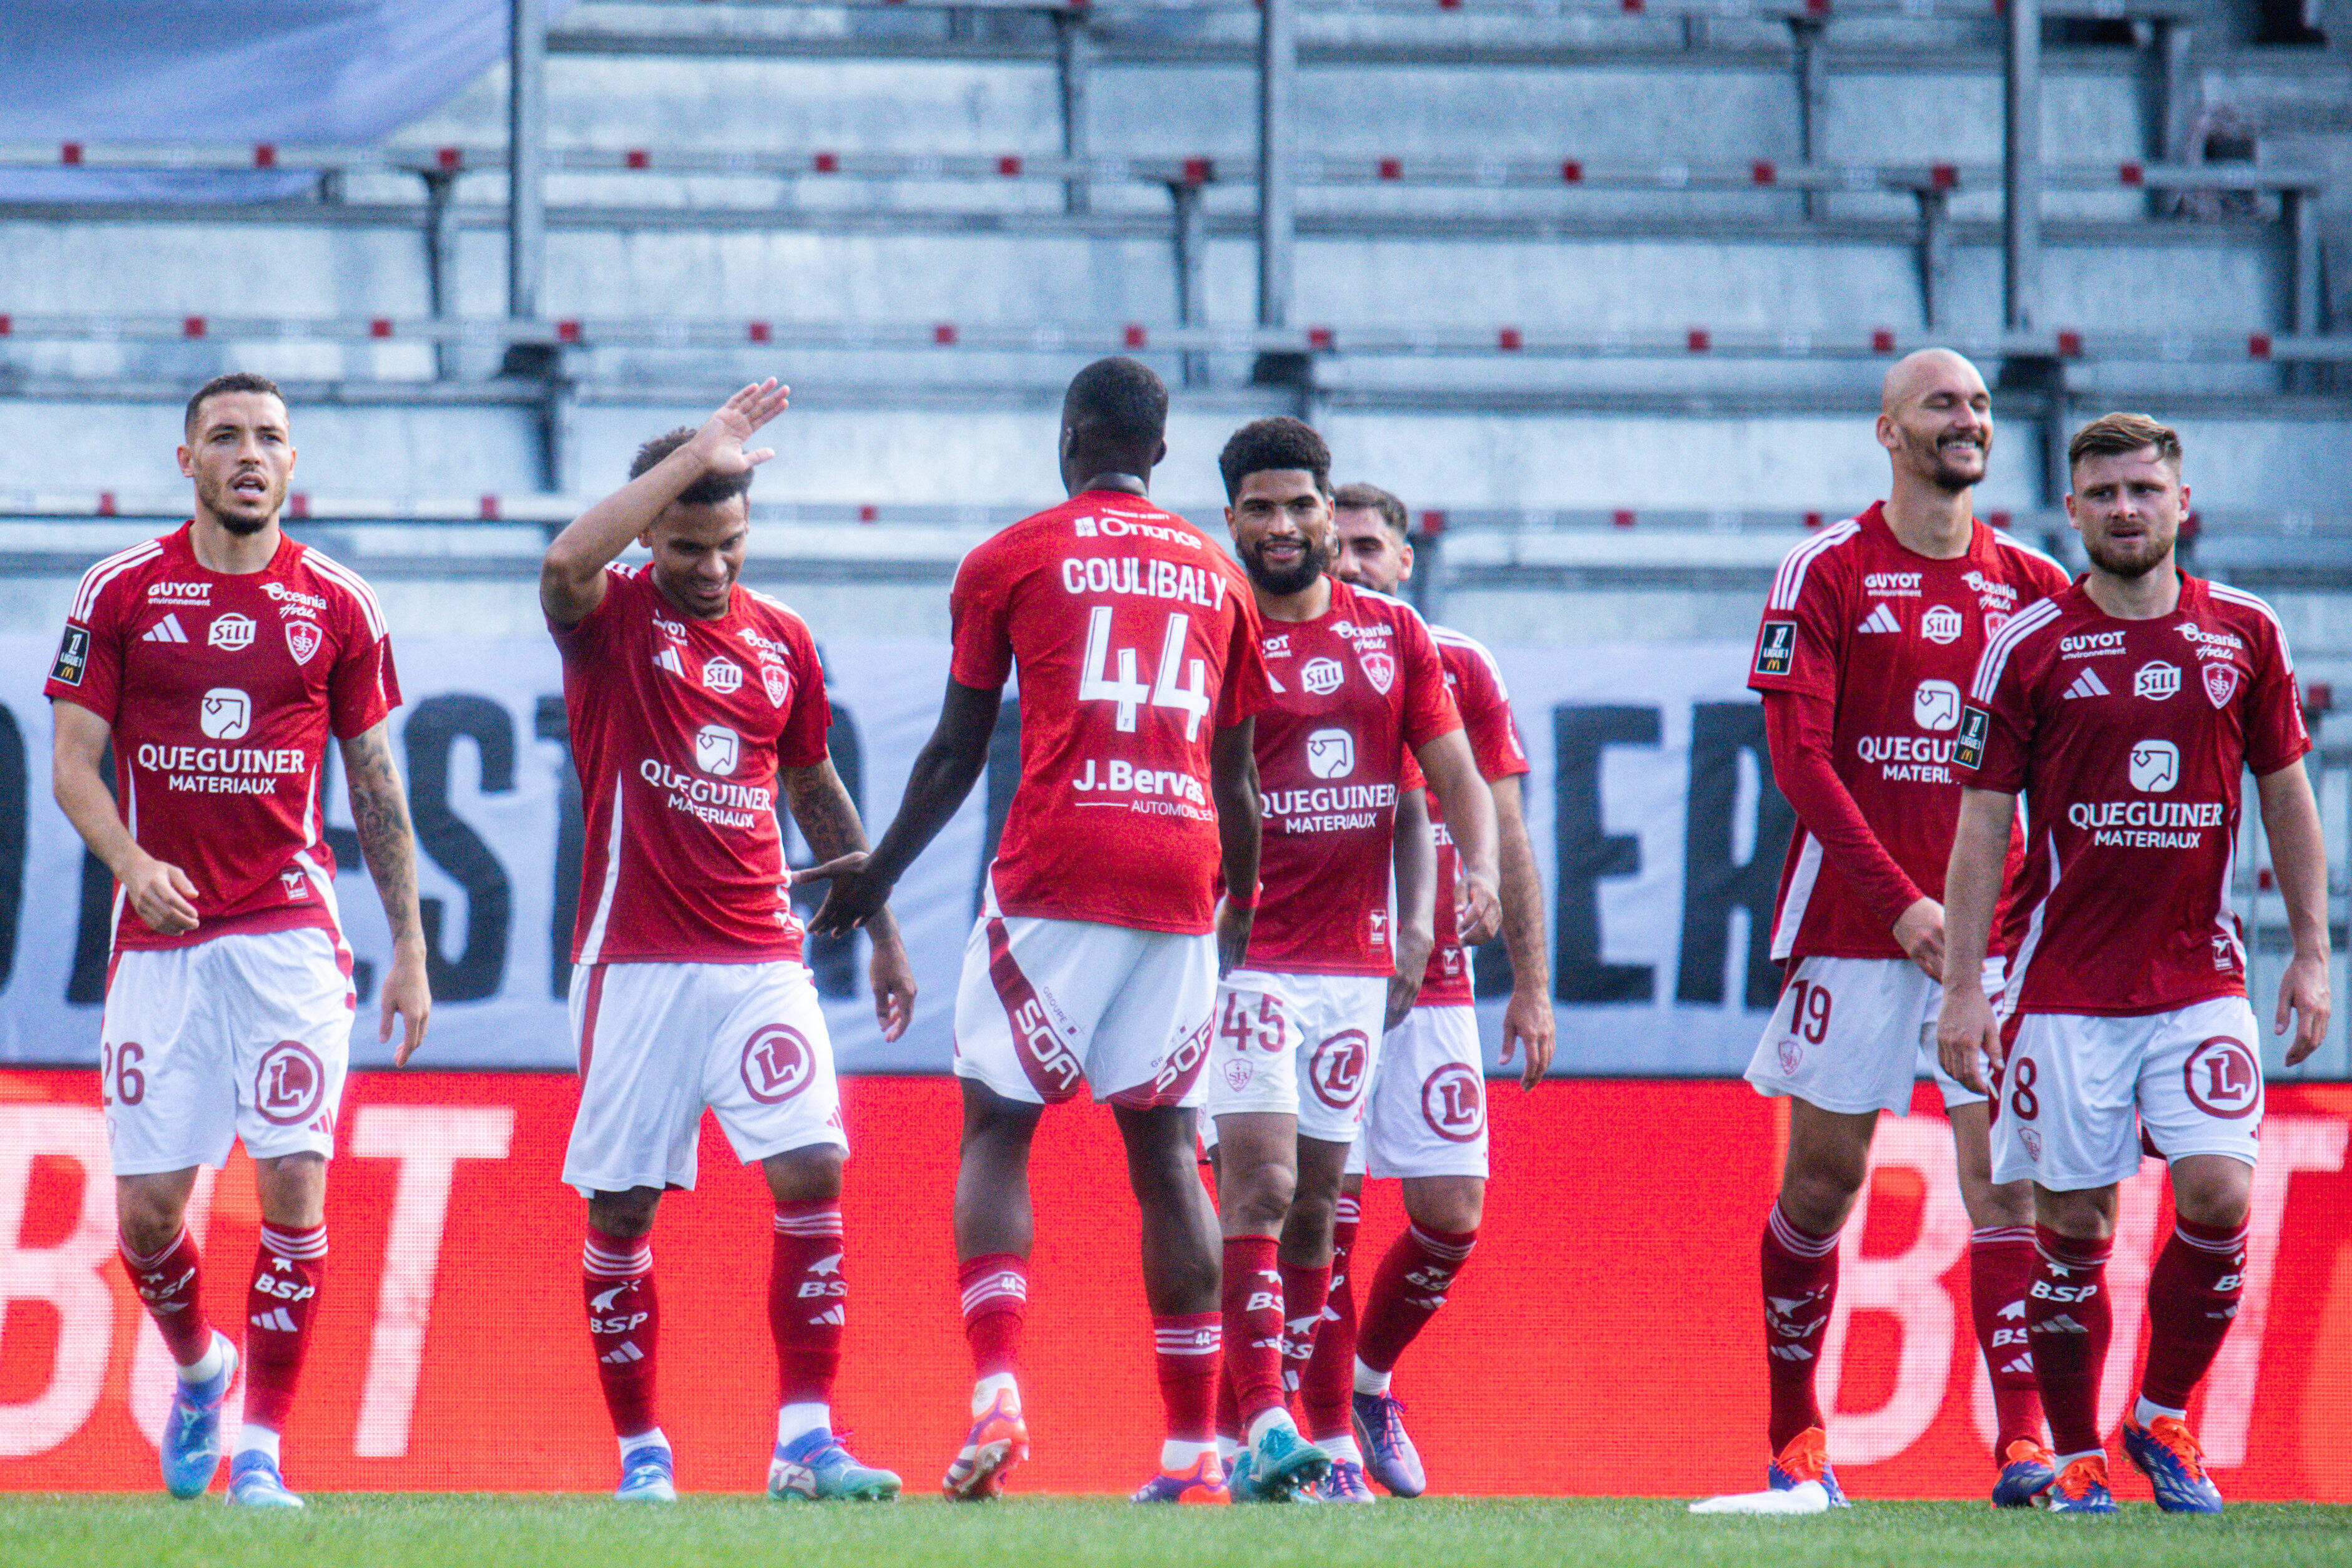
[
  {"x1": 1202, "y1": 420, "x2": 1501, "y2": 1501},
  {"x1": 540, "y1": 380, "x2": 916, "y2": 1504},
  {"x1": 1939, "y1": 413, "x2": 2329, "y2": 1516},
  {"x1": 1743, "y1": 350, "x2": 2074, "y2": 1506},
  {"x1": 1290, "y1": 483, "x2": 1554, "y2": 1500},
  {"x1": 47, "y1": 372, "x2": 432, "y2": 1508},
  {"x1": 801, "y1": 358, "x2": 1267, "y2": 1505}
]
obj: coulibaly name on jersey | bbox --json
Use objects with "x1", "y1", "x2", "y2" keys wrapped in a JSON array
[{"x1": 1058, "y1": 555, "x2": 1228, "y2": 610}]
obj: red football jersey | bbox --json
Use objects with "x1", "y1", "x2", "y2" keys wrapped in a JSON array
[
  {"x1": 1959, "y1": 575, "x2": 2310, "y2": 1016},
  {"x1": 554, "y1": 566, "x2": 832, "y2": 964},
  {"x1": 950, "y1": 491, "x2": 1266, "y2": 935},
  {"x1": 1749, "y1": 503, "x2": 2071, "y2": 961},
  {"x1": 43, "y1": 523, "x2": 400, "y2": 954},
  {"x1": 1414, "y1": 626, "x2": 1529, "y2": 1007},
  {"x1": 1245, "y1": 581, "x2": 1463, "y2": 978}
]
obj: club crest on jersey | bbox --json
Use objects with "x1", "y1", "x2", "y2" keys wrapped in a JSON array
[
  {"x1": 208, "y1": 612, "x2": 256, "y2": 652},
  {"x1": 254, "y1": 1040, "x2": 326, "y2": 1127},
  {"x1": 1305, "y1": 728, "x2": 1355, "y2": 779},
  {"x1": 1301, "y1": 657, "x2": 1345, "y2": 696},
  {"x1": 1920, "y1": 605, "x2": 1964, "y2": 645},
  {"x1": 695, "y1": 722, "x2": 740, "y2": 777},
  {"x1": 1984, "y1": 610, "x2": 2011, "y2": 636},
  {"x1": 1753, "y1": 620, "x2": 1797, "y2": 675},
  {"x1": 199, "y1": 687, "x2": 252, "y2": 740},
  {"x1": 1954, "y1": 706, "x2": 1989, "y2": 770},
  {"x1": 1359, "y1": 649, "x2": 1396, "y2": 695},
  {"x1": 284, "y1": 619, "x2": 323, "y2": 665},
  {"x1": 280, "y1": 868, "x2": 308, "y2": 899},
  {"x1": 50, "y1": 625, "x2": 89, "y2": 685},
  {"x1": 740, "y1": 1025, "x2": 814, "y2": 1105},
  {"x1": 762, "y1": 662, "x2": 791, "y2": 708},
  {"x1": 702, "y1": 656, "x2": 743, "y2": 694},
  {"x1": 2135, "y1": 661, "x2": 2182, "y2": 702},
  {"x1": 2202, "y1": 662, "x2": 2241, "y2": 709}
]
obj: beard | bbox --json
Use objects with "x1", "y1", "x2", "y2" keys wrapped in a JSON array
[
  {"x1": 1912, "y1": 432, "x2": 1987, "y2": 494},
  {"x1": 2084, "y1": 530, "x2": 2170, "y2": 581},
  {"x1": 198, "y1": 468, "x2": 280, "y2": 532},
  {"x1": 1240, "y1": 534, "x2": 1331, "y2": 597}
]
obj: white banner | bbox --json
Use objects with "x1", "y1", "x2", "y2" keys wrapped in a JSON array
[{"x1": 0, "y1": 635, "x2": 1788, "y2": 1075}]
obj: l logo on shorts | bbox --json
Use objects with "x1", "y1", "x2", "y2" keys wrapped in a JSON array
[
  {"x1": 742, "y1": 1025, "x2": 814, "y2": 1105},
  {"x1": 254, "y1": 1040, "x2": 326, "y2": 1127},
  {"x1": 2183, "y1": 1036, "x2": 2261, "y2": 1120},
  {"x1": 1308, "y1": 1031, "x2": 1370, "y2": 1110},
  {"x1": 1420, "y1": 1062, "x2": 1484, "y2": 1143}
]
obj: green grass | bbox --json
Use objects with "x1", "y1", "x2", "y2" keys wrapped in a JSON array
[{"x1": 7, "y1": 1496, "x2": 2352, "y2": 1568}]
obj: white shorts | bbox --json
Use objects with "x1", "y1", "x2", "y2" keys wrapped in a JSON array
[
  {"x1": 1746, "y1": 955, "x2": 2001, "y2": 1117},
  {"x1": 1990, "y1": 995, "x2": 2265, "y2": 1190},
  {"x1": 101, "y1": 926, "x2": 356, "y2": 1175},
  {"x1": 1347, "y1": 1004, "x2": 1489, "y2": 1180},
  {"x1": 1202, "y1": 970, "x2": 1388, "y2": 1144},
  {"x1": 564, "y1": 959, "x2": 845, "y2": 1197},
  {"x1": 951, "y1": 907, "x2": 1217, "y2": 1109}
]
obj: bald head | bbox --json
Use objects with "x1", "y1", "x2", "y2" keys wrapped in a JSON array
[
  {"x1": 1876, "y1": 347, "x2": 1991, "y2": 496},
  {"x1": 1881, "y1": 348, "x2": 1986, "y2": 417}
]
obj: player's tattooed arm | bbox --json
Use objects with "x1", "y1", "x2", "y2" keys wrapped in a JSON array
[
  {"x1": 539, "y1": 379, "x2": 790, "y2": 627},
  {"x1": 782, "y1": 757, "x2": 915, "y2": 1039},
  {"x1": 51, "y1": 697, "x2": 201, "y2": 935},
  {"x1": 1414, "y1": 727, "x2": 1501, "y2": 946},
  {"x1": 1388, "y1": 786, "x2": 1436, "y2": 1030},
  {"x1": 1489, "y1": 773, "x2": 1557, "y2": 1087},
  {"x1": 340, "y1": 720, "x2": 433, "y2": 1066},
  {"x1": 2256, "y1": 759, "x2": 2331, "y2": 1064}
]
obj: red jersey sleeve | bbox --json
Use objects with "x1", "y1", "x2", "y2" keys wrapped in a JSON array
[
  {"x1": 327, "y1": 600, "x2": 401, "y2": 741},
  {"x1": 44, "y1": 582, "x2": 122, "y2": 722},
  {"x1": 1451, "y1": 645, "x2": 1529, "y2": 781},
  {"x1": 2243, "y1": 617, "x2": 2312, "y2": 778},
  {"x1": 776, "y1": 620, "x2": 835, "y2": 769},
  {"x1": 1395, "y1": 608, "x2": 1463, "y2": 752},
  {"x1": 1761, "y1": 687, "x2": 1926, "y2": 931},
  {"x1": 1961, "y1": 642, "x2": 2037, "y2": 796},
  {"x1": 948, "y1": 542, "x2": 1017, "y2": 691},
  {"x1": 1748, "y1": 546, "x2": 1843, "y2": 702},
  {"x1": 1215, "y1": 588, "x2": 1269, "y2": 728},
  {"x1": 549, "y1": 566, "x2": 629, "y2": 667}
]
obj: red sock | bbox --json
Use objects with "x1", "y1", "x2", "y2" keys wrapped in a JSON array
[
  {"x1": 1300, "y1": 1196, "x2": 1359, "y2": 1442},
  {"x1": 1221, "y1": 1235, "x2": 1285, "y2": 1426},
  {"x1": 958, "y1": 1252, "x2": 1027, "y2": 1381},
  {"x1": 1153, "y1": 1312, "x2": 1220, "y2": 1443},
  {"x1": 1760, "y1": 1202, "x2": 1840, "y2": 1453},
  {"x1": 1277, "y1": 1258, "x2": 1331, "y2": 1402},
  {"x1": 2141, "y1": 1217, "x2": 2248, "y2": 1413},
  {"x1": 2030, "y1": 1226, "x2": 2112, "y2": 1456},
  {"x1": 1969, "y1": 1225, "x2": 2044, "y2": 1458},
  {"x1": 584, "y1": 1226, "x2": 658, "y2": 1440},
  {"x1": 243, "y1": 1222, "x2": 326, "y2": 1432},
  {"x1": 122, "y1": 1228, "x2": 213, "y2": 1366},
  {"x1": 1356, "y1": 1222, "x2": 1477, "y2": 1374},
  {"x1": 769, "y1": 1200, "x2": 845, "y2": 1407}
]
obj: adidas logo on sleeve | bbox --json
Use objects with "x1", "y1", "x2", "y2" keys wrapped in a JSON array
[
  {"x1": 2064, "y1": 667, "x2": 2110, "y2": 700},
  {"x1": 142, "y1": 613, "x2": 190, "y2": 644},
  {"x1": 1856, "y1": 604, "x2": 1903, "y2": 634}
]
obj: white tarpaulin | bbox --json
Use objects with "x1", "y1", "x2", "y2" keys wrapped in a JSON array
[
  {"x1": 0, "y1": 634, "x2": 1790, "y2": 1075},
  {"x1": 0, "y1": 1, "x2": 571, "y2": 203}
]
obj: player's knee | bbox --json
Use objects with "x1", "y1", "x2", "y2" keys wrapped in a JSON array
[
  {"x1": 587, "y1": 1186, "x2": 663, "y2": 1238},
  {"x1": 115, "y1": 1190, "x2": 186, "y2": 1257},
  {"x1": 1961, "y1": 1177, "x2": 2034, "y2": 1230},
  {"x1": 764, "y1": 1144, "x2": 846, "y2": 1205},
  {"x1": 1778, "y1": 1162, "x2": 1864, "y2": 1233},
  {"x1": 1223, "y1": 1160, "x2": 1296, "y2": 1233},
  {"x1": 252, "y1": 1152, "x2": 328, "y2": 1228},
  {"x1": 2170, "y1": 1156, "x2": 2252, "y2": 1230},
  {"x1": 1403, "y1": 1177, "x2": 1483, "y2": 1233}
]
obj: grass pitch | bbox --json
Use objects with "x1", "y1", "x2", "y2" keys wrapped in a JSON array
[{"x1": 8, "y1": 1495, "x2": 2352, "y2": 1568}]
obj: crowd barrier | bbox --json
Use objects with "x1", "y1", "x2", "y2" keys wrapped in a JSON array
[{"x1": 3, "y1": 1071, "x2": 2347, "y2": 1498}]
